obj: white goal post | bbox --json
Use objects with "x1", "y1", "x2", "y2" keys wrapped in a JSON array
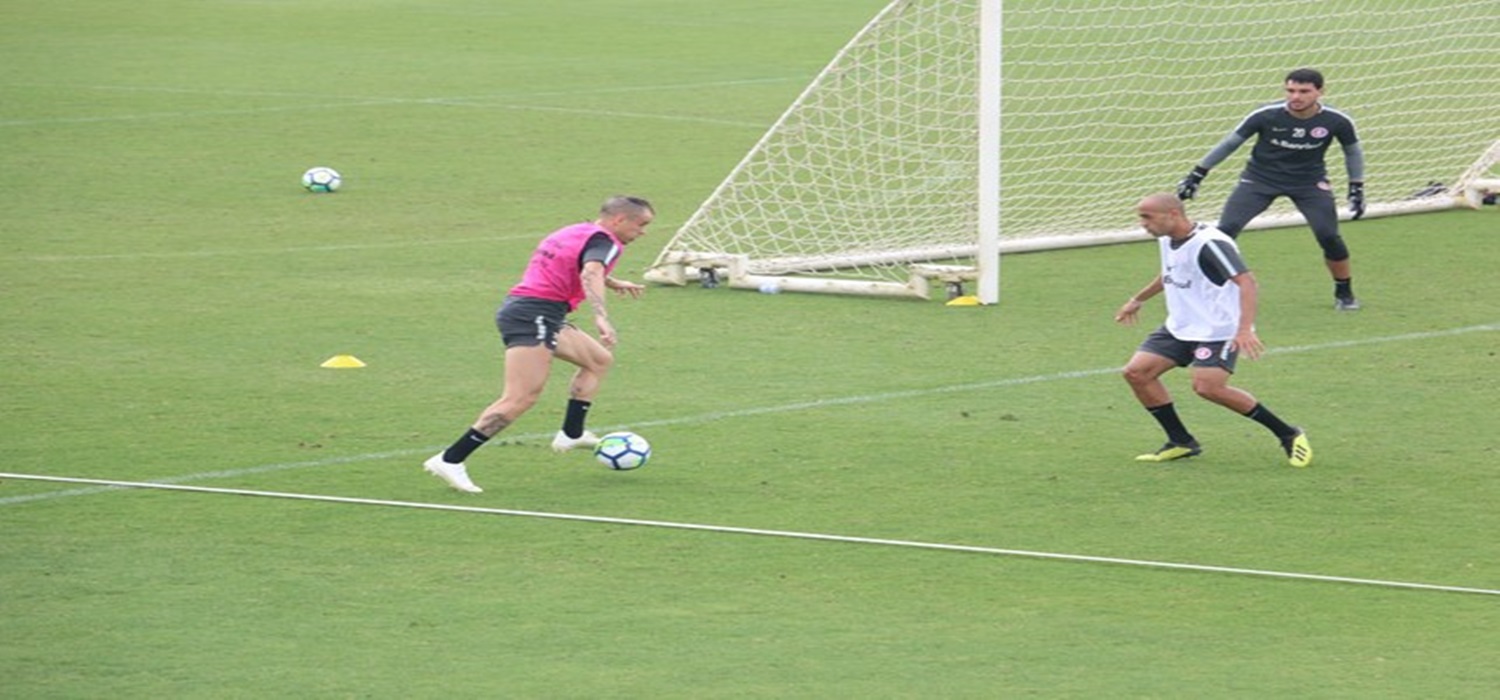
[{"x1": 645, "y1": 0, "x2": 1500, "y2": 303}]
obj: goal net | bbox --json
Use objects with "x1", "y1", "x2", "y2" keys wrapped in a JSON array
[{"x1": 645, "y1": 0, "x2": 1500, "y2": 302}]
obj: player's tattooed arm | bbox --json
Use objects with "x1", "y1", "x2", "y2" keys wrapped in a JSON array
[
  {"x1": 581, "y1": 261, "x2": 610, "y2": 323},
  {"x1": 581, "y1": 260, "x2": 618, "y2": 347}
]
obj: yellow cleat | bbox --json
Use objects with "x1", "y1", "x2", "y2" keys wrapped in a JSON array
[
  {"x1": 1135, "y1": 441, "x2": 1202, "y2": 462},
  {"x1": 1283, "y1": 429, "x2": 1313, "y2": 468}
]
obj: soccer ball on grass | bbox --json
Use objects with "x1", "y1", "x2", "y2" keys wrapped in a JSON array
[
  {"x1": 594, "y1": 432, "x2": 651, "y2": 471},
  {"x1": 301, "y1": 166, "x2": 342, "y2": 193}
]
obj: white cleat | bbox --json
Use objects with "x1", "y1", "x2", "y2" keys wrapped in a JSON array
[
  {"x1": 423, "y1": 454, "x2": 483, "y2": 493},
  {"x1": 551, "y1": 430, "x2": 600, "y2": 453}
]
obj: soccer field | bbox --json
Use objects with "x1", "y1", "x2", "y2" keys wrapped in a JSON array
[{"x1": 3, "y1": 1, "x2": 1499, "y2": 697}]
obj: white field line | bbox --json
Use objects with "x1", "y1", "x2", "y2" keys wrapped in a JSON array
[
  {"x1": 0, "y1": 100, "x2": 764, "y2": 130},
  {"x1": 2, "y1": 322, "x2": 1495, "y2": 508},
  {"x1": 427, "y1": 99, "x2": 768, "y2": 128},
  {"x1": 0, "y1": 77, "x2": 794, "y2": 129},
  {"x1": 0, "y1": 99, "x2": 407, "y2": 127},
  {"x1": 12, "y1": 235, "x2": 540, "y2": 263},
  {"x1": 64, "y1": 76, "x2": 797, "y2": 101},
  {"x1": 2, "y1": 471, "x2": 1497, "y2": 598}
]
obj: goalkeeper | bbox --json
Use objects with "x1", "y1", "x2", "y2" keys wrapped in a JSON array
[{"x1": 1176, "y1": 68, "x2": 1365, "y2": 311}]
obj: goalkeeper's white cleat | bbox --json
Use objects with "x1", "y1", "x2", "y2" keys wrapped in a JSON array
[
  {"x1": 423, "y1": 454, "x2": 483, "y2": 493},
  {"x1": 551, "y1": 430, "x2": 601, "y2": 453}
]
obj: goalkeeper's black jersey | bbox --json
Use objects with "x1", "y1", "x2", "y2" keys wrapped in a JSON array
[{"x1": 1232, "y1": 102, "x2": 1359, "y2": 187}]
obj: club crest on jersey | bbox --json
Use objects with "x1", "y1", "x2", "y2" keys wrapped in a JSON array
[
  {"x1": 1194, "y1": 346, "x2": 1215, "y2": 361},
  {"x1": 1311, "y1": 126, "x2": 1329, "y2": 138}
]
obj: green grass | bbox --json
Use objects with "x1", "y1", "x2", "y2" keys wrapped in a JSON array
[{"x1": 3, "y1": 1, "x2": 1500, "y2": 697}]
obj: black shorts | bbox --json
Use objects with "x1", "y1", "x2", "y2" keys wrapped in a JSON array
[
  {"x1": 1219, "y1": 176, "x2": 1338, "y2": 241},
  {"x1": 495, "y1": 296, "x2": 571, "y2": 349},
  {"x1": 1138, "y1": 326, "x2": 1239, "y2": 373}
]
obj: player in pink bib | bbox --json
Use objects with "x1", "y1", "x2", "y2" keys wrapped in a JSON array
[
  {"x1": 509, "y1": 222, "x2": 626, "y2": 311},
  {"x1": 424, "y1": 196, "x2": 654, "y2": 493}
]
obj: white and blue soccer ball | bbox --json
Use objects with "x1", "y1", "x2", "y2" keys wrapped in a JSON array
[
  {"x1": 594, "y1": 431, "x2": 651, "y2": 471},
  {"x1": 301, "y1": 166, "x2": 341, "y2": 193}
]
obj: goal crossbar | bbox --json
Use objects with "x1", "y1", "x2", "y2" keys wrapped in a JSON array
[{"x1": 646, "y1": 0, "x2": 1500, "y2": 302}]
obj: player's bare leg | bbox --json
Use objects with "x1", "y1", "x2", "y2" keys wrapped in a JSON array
[
  {"x1": 549, "y1": 326, "x2": 614, "y2": 451},
  {"x1": 1122, "y1": 351, "x2": 1174, "y2": 407},
  {"x1": 1123, "y1": 352, "x2": 1201, "y2": 461},
  {"x1": 423, "y1": 343, "x2": 556, "y2": 493},
  {"x1": 1193, "y1": 366, "x2": 1312, "y2": 467},
  {"x1": 1189, "y1": 366, "x2": 1257, "y2": 414},
  {"x1": 473, "y1": 344, "x2": 554, "y2": 435},
  {"x1": 1326, "y1": 257, "x2": 1351, "y2": 281},
  {"x1": 554, "y1": 326, "x2": 614, "y2": 402}
]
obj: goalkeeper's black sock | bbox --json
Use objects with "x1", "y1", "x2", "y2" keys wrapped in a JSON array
[
  {"x1": 1244, "y1": 403, "x2": 1297, "y2": 439},
  {"x1": 442, "y1": 428, "x2": 490, "y2": 464},
  {"x1": 1146, "y1": 403, "x2": 1195, "y2": 445},
  {"x1": 1334, "y1": 277, "x2": 1354, "y2": 300},
  {"x1": 562, "y1": 399, "x2": 592, "y2": 438}
]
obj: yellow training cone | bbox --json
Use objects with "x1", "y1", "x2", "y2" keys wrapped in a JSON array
[
  {"x1": 945, "y1": 295, "x2": 981, "y2": 307},
  {"x1": 320, "y1": 354, "x2": 366, "y2": 369}
]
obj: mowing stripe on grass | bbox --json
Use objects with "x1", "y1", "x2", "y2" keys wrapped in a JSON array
[
  {"x1": 2, "y1": 471, "x2": 1497, "y2": 598},
  {"x1": 1, "y1": 322, "x2": 1495, "y2": 508}
]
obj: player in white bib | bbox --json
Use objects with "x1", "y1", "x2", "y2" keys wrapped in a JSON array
[{"x1": 1115, "y1": 194, "x2": 1312, "y2": 467}]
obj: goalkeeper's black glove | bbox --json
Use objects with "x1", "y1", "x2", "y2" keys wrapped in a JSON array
[
  {"x1": 1177, "y1": 166, "x2": 1209, "y2": 200},
  {"x1": 1348, "y1": 181, "x2": 1366, "y2": 220}
]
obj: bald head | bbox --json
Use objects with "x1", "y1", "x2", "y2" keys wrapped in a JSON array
[
  {"x1": 1136, "y1": 193, "x2": 1193, "y2": 239},
  {"x1": 1139, "y1": 193, "x2": 1184, "y2": 216}
]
